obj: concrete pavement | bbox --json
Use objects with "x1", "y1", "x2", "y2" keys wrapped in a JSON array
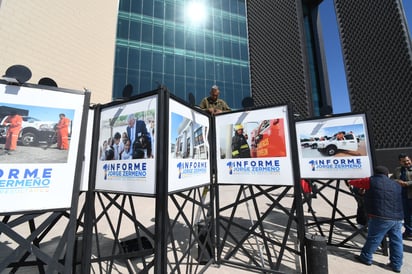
[{"x1": 0, "y1": 182, "x2": 411, "y2": 273}]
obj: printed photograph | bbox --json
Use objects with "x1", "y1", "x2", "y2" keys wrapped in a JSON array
[
  {"x1": 219, "y1": 118, "x2": 287, "y2": 159},
  {"x1": 299, "y1": 123, "x2": 367, "y2": 158},
  {"x1": 99, "y1": 108, "x2": 155, "y2": 161},
  {"x1": 0, "y1": 103, "x2": 74, "y2": 163},
  {"x1": 170, "y1": 112, "x2": 209, "y2": 160}
]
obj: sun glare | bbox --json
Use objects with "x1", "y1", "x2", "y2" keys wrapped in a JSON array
[{"x1": 186, "y1": 1, "x2": 207, "y2": 25}]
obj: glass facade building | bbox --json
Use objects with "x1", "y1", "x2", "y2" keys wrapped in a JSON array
[{"x1": 113, "y1": 0, "x2": 251, "y2": 110}]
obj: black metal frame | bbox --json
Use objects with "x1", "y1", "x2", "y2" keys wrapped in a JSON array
[
  {"x1": 304, "y1": 179, "x2": 367, "y2": 247},
  {"x1": 79, "y1": 88, "x2": 215, "y2": 274},
  {"x1": 213, "y1": 103, "x2": 306, "y2": 273},
  {"x1": 296, "y1": 111, "x2": 379, "y2": 250},
  {"x1": 303, "y1": 179, "x2": 387, "y2": 256},
  {"x1": 215, "y1": 185, "x2": 304, "y2": 273},
  {"x1": 0, "y1": 82, "x2": 90, "y2": 273}
]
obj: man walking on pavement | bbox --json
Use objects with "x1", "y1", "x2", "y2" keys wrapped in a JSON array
[{"x1": 349, "y1": 166, "x2": 403, "y2": 273}]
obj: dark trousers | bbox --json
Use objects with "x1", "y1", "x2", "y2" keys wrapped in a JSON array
[{"x1": 402, "y1": 191, "x2": 412, "y2": 235}]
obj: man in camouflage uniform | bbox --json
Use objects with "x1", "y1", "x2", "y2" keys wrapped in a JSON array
[{"x1": 199, "y1": 85, "x2": 231, "y2": 115}]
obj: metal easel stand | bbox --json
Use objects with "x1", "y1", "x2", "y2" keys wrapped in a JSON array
[{"x1": 216, "y1": 184, "x2": 302, "y2": 273}]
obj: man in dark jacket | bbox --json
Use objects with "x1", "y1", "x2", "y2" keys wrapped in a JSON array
[
  {"x1": 390, "y1": 153, "x2": 412, "y2": 239},
  {"x1": 349, "y1": 166, "x2": 403, "y2": 273},
  {"x1": 126, "y1": 114, "x2": 152, "y2": 159}
]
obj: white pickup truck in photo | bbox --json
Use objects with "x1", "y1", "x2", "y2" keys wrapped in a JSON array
[{"x1": 316, "y1": 132, "x2": 359, "y2": 156}]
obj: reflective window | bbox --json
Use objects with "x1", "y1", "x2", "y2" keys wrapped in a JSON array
[
  {"x1": 165, "y1": 2, "x2": 174, "y2": 21},
  {"x1": 222, "y1": 1, "x2": 230, "y2": 12},
  {"x1": 152, "y1": 52, "x2": 163, "y2": 73},
  {"x1": 231, "y1": 20, "x2": 239, "y2": 36},
  {"x1": 205, "y1": 36, "x2": 213, "y2": 55},
  {"x1": 142, "y1": 0, "x2": 153, "y2": 16},
  {"x1": 231, "y1": 42, "x2": 240, "y2": 59},
  {"x1": 242, "y1": 67, "x2": 250, "y2": 85},
  {"x1": 185, "y1": 58, "x2": 195, "y2": 77},
  {"x1": 140, "y1": 71, "x2": 151, "y2": 91},
  {"x1": 140, "y1": 50, "x2": 152, "y2": 72},
  {"x1": 130, "y1": 21, "x2": 141, "y2": 41},
  {"x1": 233, "y1": 66, "x2": 241, "y2": 82},
  {"x1": 164, "y1": 28, "x2": 174, "y2": 47},
  {"x1": 205, "y1": 61, "x2": 214, "y2": 79},
  {"x1": 175, "y1": 75, "x2": 185, "y2": 93},
  {"x1": 240, "y1": 44, "x2": 248, "y2": 61},
  {"x1": 117, "y1": 19, "x2": 129, "y2": 39},
  {"x1": 141, "y1": 23, "x2": 153, "y2": 44},
  {"x1": 196, "y1": 34, "x2": 205, "y2": 53},
  {"x1": 164, "y1": 74, "x2": 174, "y2": 89},
  {"x1": 153, "y1": 25, "x2": 163, "y2": 44},
  {"x1": 127, "y1": 71, "x2": 139, "y2": 94},
  {"x1": 186, "y1": 32, "x2": 195, "y2": 51},
  {"x1": 114, "y1": 0, "x2": 251, "y2": 109},
  {"x1": 113, "y1": 67, "x2": 127, "y2": 98},
  {"x1": 175, "y1": 30, "x2": 184, "y2": 49},
  {"x1": 131, "y1": 1, "x2": 142, "y2": 14},
  {"x1": 165, "y1": 54, "x2": 174, "y2": 74},
  {"x1": 223, "y1": 40, "x2": 232, "y2": 58},
  {"x1": 128, "y1": 48, "x2": 140, "y2": 69},
  {"x1": 154, "y1": 1, "x2": 164, "y2": 19},
  {"x1": 115, "y1": 47, "x2": 128, "y2": 68},
  {"x1": 214, "y1": 16, "x2": 223, "y2": 33},
  {"x1": 175, "y1": 55, "x2": 184, "y2": 75},
  {"x1": 224, "y1": 64, "x2": 233, "y2": 83},
  {"x1": 196, "y1": 59, "x2": 205, "y2": 76},
  {"x1": 119, "y1": 0, "x2": 130, "y2": 12},
  {"x1": 152, "y1": 72, "x2": 163, "y2": 87},
  {"x1": 222, "y1": 18, "x2": 231, "y2": 34}
]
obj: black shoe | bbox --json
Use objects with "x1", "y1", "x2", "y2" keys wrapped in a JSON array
[
  {"x1": 385, "y1": 263, "x2": 401, "y2": 273},
  {"x1": 402, "y1": 232, "x2": 412, "y2": 240},
  {"x1": 354, "y1": 255, "x2": 371, "y2": 266}
]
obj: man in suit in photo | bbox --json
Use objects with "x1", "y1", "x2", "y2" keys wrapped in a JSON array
[{"x1": 126, "y1": 114, "x2": 152, "y2": 159}]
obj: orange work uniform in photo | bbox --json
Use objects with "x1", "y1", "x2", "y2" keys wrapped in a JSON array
[
  {"x1": 56, "y1": 116, "x2": 70, "y2": 150},
  {"x1": 3, "y1": 114, "x2": 23, "y2": 150}
]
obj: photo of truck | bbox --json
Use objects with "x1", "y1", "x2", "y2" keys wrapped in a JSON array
[
  {"x1": 316, "y1": 132, "x2": 359, "y2": 156},
  {"x1": 298, "y1": 116, "x2": 367, "y2": 158},
  {"x1": 0, "y1": 106, "x2": 57, "y2": 146},
  {"x1": 249, "y1": 119, "x2": 287, "y2": 158}
]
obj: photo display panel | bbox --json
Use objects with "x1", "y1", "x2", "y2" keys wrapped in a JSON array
[
  {"x1": 168, "y1": 99, "x2": 211, "y2": 192},
  {"x1": 95, "y1": 95, "x2": 157, "y2": 195},
  {"x1": 79, "y1": 108, "x2": 94, "y2": 192},
  {"x1": 215, "y1": 105, "x2": 294, "y2": 185},
  {"x1": 0, "y1": 84, "x2": 87, "y2": 213},
  {"x1": 296, "y1": 113, "x2": 373, "y2": 179}
]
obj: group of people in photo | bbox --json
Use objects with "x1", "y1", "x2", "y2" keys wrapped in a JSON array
[
  {"x1": 1, "y1": 111, "x2": 71, "y2": 152},
  {"x1": 100, "y1": 114, "x2": 155, "y2": 161}
]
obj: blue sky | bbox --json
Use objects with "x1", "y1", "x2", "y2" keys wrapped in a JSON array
[
  {"x1": 2, "y1": 103, "x2": 74, "y2": 122},
  {"x1": 319, "y1": 0, "x2": 412, "y2": 114},
  {"x1": 171, "y1": 112, "x2": 183, "y2": 142}
]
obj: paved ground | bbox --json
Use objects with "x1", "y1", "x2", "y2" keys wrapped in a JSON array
[
  {"x1": 0, "y1": 143, "x2": 69, "y2": 163},
  {"x1": 0, "y1": 182, "x2": 411, "y2": 273},
  {"x1": 203, "y1": 182, "x2": 412, "y2": 274}
]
